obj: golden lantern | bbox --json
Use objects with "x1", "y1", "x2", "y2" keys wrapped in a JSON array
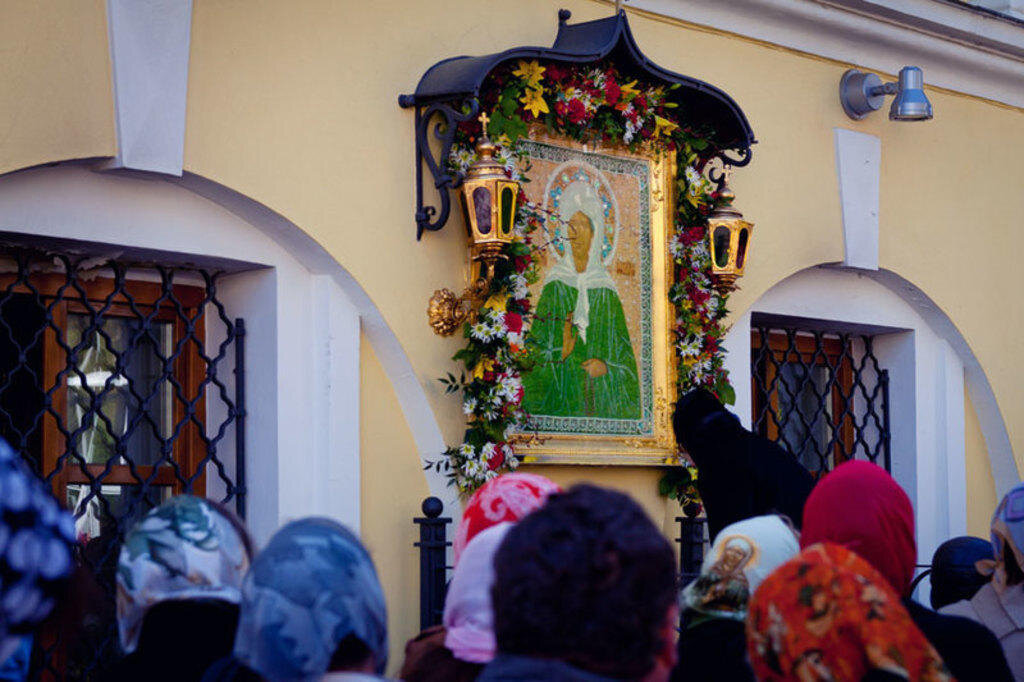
[
  {"x1": 707, "y1": 178, "x2": 753, "y2": 293},
  {"x1": 428, "y1": 113, "x2": 520, "y2": 336}
]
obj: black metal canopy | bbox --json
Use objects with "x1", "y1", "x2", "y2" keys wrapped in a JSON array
[{"x1": 399, "y1": 9, "x2": 756, "y2": 238}]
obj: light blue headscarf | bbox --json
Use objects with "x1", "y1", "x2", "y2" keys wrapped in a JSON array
[
  {"x1": 116, "y1": 495, "x2": 251, "y2": 653},
  {"x1": 0, "y1": 438, "x2": 76, "y2": 666},
  {"x1": 233, "y1": 518, "x2": 388, "y2": 681}
]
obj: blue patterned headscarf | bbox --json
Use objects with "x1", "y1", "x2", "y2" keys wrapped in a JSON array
[
  {"x1": 0, "y1": 438, "x2": 76, "y2": 664},
  {"x1": 233, "y1": 518, "x2": 388, "y2": 681},
  {"x1": 116, "y1": 495, "x2": 251, "y2": 653}
]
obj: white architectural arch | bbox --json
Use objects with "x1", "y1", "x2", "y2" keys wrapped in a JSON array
[
  {"x1": 0, "y1": 161, "x2": 455, "y2": 543},
  {"x1": 722, "y1": 265, "x2": 1018, "y2": 565}
]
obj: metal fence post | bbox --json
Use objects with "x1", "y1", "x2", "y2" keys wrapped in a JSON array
[
  {"x1": 414, "y1": 496, "x2": 451, "y2": 630},
  {"x1": 234, "y1": 318, "x2": 247, "y2": 520},
  {"x1": 676, "y1": 515, "x2": 706, "y2": 587}
]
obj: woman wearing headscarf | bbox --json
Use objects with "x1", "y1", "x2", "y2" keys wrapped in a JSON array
[
  {"x1": 400, "y1": 523, "x2": 512, "y2": 682},
  {"x1": 942, "y1": 482, "x2": 1024, "y2": 680},
  {"x1": 232, "y1": 518, "x2": 389, "y2": 682},
  {"x1": 930, "y1": 537, "x2": 993, "y2": 610},
  {"x1": 802, "y1": 460, "x2": 1012, "y2": 682},
  {"x1": 672, "y1": 388, "x2": 815, "y2": 541},
  {"x1": 401, "y1": 473, "x2": 560, "y2": 681},
  {"x1": 111, "y1": 495, "x2": 253, "y2": 682},
  {"x1": 672, "y1": 515, "x2": 800, "y2": 682},
  {"x1": 452, "y1": 473, "x2": 561, "y2": 564},
  {"x1": 0, "y1": 438, "x2": 76, "y2": 675},
  {"x1": 747, "y1": 542, "x2": 953, "y2": 682}
]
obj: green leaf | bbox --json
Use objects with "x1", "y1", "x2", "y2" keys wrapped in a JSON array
[{"x1": 717, "y1": 381, "x2": 736, "y2": 406}]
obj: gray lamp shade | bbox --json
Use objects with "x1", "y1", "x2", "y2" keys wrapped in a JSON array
[{"x1": 889, "y1": 67, "x2": 933, "y2": 121}]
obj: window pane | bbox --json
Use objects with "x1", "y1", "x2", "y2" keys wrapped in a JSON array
[
  {"x1": 777, "y1": 363, "x2": 832, "y2": 473},
  {"x1": 66, "y1": 315, "x2": 174, "y2": 467},
  {"x1": 66, "y1": 483, "x2": 172, "y2": 545}
]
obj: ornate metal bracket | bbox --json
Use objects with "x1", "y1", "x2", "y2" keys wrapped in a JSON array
[
  {"x1": 397, "y1": 96, "x2": 480, "y2": 240},
  {"x1": 703, "y1": 146, "x2": 753, "y2": 193}
]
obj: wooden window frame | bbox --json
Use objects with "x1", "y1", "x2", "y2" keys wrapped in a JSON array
[{"x1": 0, "y1": 273, "x2": 208, "y2": 506}]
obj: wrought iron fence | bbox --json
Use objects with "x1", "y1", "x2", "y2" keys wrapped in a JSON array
[
  {"x1": 413, "y1": 497, "x2": 707, "y2": 629},
  {"x1": 0, "y1": 245, "x2": 246, "y2": 680},
  {"x1": 414, "y1": 497, "x2": 451, "y2": 630},
  {"x1": 751, "y1": 323, "x2": 891, "y2": 477}
]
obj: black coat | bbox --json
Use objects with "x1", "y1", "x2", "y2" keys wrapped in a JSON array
[
  {"x1": 904, "y1": 598, "x2": 1014, "y2": 682},
  {"x1": 672, "y1": 616, "x2": 753, "y2": 682},
  {"x1": 672, "y1": 388, "x2": 815, "y2": 541},
  {"x1": 477, "y1": 655, "x2": 619, "y2": 682},
  {"x1": 107, "y1": 600, "x2": 242, "y2": 682}
]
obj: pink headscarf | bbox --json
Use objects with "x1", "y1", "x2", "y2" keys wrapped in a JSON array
[
  {"x1": 452, "y1": 473, "x2": 561, "y2": 564},
  {"x1": 443, "y1": 523, "x2": 512, "y2": 664}
]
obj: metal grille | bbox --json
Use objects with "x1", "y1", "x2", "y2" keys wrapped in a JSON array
[
  {"x1": 0, "y1": 246, "x2": 246, "y2": 680},
  {"x1": 751, "y1": 322, "x2": 890, "y2": 477}
]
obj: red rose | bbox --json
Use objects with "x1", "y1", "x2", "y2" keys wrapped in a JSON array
[
  {"x1": 483, "y1": 371, "x2": 496, "y2": 383},
  {"x1": 516, "y1": 298, "x2": 531, "y2": 313},
  {"x1": 514, "y1": 256, "x2": 530, "y2": 273},
  {"x1": 505, "y1": 312, "x2": 523, "y2": 334},
  {"x1": 567, "y1": 98, "x2": 587, "y2": 124},
  {"x1": 635, "y1": 96, "x2": 647, "y2": 110},
  {"x1": 546, "y1": 64, "x2": 566, "y2": 82},
  {"x1": 605, "y1": 80, "x2": 621, "y2": 105},
  {"x1": 488, "y1": 447, "x2": 506, "y2": 471}
]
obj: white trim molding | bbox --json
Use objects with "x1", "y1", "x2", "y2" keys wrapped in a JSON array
[
  {"x1": 103, "y1": 0, "x2": 193, "y2": 175},
  {"x1": 834, "y1": 128, "x2": 881, "y2": 270},
  {"x1": 629, "y1": 0, "x2": 1024, "y2": 108},
  {"x1": 722, "y1": 265, "x2": 1017, "y2": 568},
  {"x1": 0, "y1": 163, "x2": 457, "y2": 543}
]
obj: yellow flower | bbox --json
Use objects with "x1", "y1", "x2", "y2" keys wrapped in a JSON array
[
  {"x1": 620, "y1": 80, "x2": 641, "y2": 100},
  {"x1": 512, "y1": 60, "x2": 546, "y2": 89},
  {"x1": 654, "y1": 115, "x2": 679, "y2": 137},
  {"x1": 496, "y1": 133, "x2": 513, "y2": 148},
  {"x1": 472, "y1": 357, "x2": 495, "y2": 380},
  {"x1": 519, "y1": 87, "x2": 549, "y2": 119},
  {"x1": 484, "y1": 293, "x2": 509, "y2": 311}
]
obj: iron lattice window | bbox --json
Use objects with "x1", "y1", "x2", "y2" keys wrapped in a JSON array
[
  {"x1": 0, "y1": 246, "x2": 245, "y2": 681},
  {"x1": 751, "y1": 323, "x2": 890, "y2": 477}
]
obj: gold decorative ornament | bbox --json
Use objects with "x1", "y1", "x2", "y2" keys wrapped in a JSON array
[
  {"x1": 707, "y1": 177, "x2": 753, "y2": 293},
  {"x1": 427, "y1": 112, "x2": 520, "y2": 336}
]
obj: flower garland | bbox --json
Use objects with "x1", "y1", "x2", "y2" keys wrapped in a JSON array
[{"x1": 431, "y1": 60, "x2": 735, "y2": 506}]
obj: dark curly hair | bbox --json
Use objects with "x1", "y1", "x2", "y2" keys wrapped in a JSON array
[{"x1": 491, "y1": 484, "x2": 677, "y2": 679}]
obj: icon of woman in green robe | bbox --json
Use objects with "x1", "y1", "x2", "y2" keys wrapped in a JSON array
[{"x1": 523, "y1": 165, "x2": 641, "y2": 420}]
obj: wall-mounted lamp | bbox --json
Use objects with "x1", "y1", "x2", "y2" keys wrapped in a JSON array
[
  {"x1": 427, "y1": 113, "x2": 519, "y2": 336},
  {"x1": 839, "y1": 66, "x2": 933, "y2": 121},
  {"x1": 707, "y1": 178, "x2": 753, "y2": 293}
]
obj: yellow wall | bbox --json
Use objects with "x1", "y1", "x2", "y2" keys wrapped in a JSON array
[
  {"x1": 179, "y1": 0, "x2": 1024, "y2": 635},
  {"x1": 359, "y1": 333, "x2": 428, "y2": 672},
  {"x1": 0, "y1": 0, "x2": 114, "y2": 175},
  {"x1": 966, "y1": 384, "x2": 999, "y2": 537},
  {"x1": 1, "y1": 0, "x2": 1022, "y2": 654}
]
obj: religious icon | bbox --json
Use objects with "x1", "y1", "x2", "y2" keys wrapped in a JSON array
[
  {"x1": 523, "y1": 160, "x2": 641, "y2": 420},
  {"x1": 513, "y1": 136, "x2": 676, "y2": 465},
  {"x1": 688, "y1": 535, "x2": 757, "y2": 615}
]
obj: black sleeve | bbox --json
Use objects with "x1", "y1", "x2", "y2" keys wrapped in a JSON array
[{"x1": 673, "y1": 388, "x2": 815, "y2": 540}]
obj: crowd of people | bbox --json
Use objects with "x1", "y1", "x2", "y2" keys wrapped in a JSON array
[{"x1": 0, "y1": 388, "x2": 1023, "y2": 681}]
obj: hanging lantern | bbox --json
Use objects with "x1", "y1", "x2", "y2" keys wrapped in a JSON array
[
  {"x1": 428, "y1": 113, "x2": 520, "y2": 336},
  {"x1": 460, "y1": 112, "x2": 519, "y2": 263},
  {"x1": 707, "y1": 179, "x2": 753, "y2": 293}
]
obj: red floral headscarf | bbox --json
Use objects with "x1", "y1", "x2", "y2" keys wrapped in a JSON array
[
  {"x1": 453, "y1": 473, "x2": 561, "y2": 564},
  {"x1": 747, "y1": 543, "x2": 953, "y2": 682},
  {"x1": 801, "y1": 460, "x2": 917, "y2": 597}
]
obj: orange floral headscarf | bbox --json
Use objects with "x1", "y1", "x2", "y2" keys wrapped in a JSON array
[{"x1": 746, "y1": 543, "x2": 954, "y2": 682}]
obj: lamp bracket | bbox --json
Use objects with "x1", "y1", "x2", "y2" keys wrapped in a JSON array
[
  {"x1": 406, "y1": 98, "x2": 480, "y2": 240},
  {"x1": 702, "y1": 147, "x2": 753, "y2": 193}
]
